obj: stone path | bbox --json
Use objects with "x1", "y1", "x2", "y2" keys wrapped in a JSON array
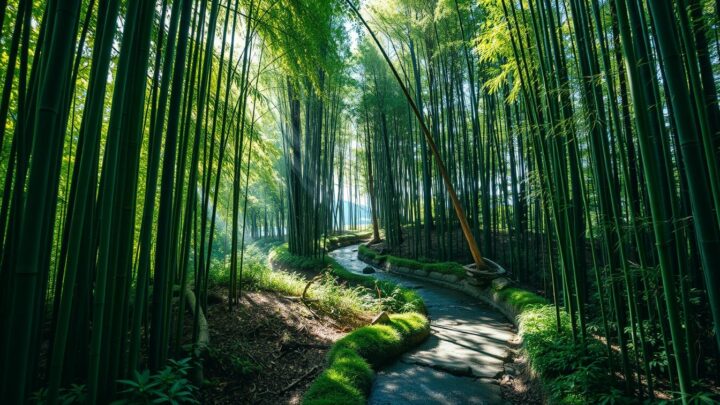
[{"x1": 330, "y1": 244, "x2": 518, "y2": 405}]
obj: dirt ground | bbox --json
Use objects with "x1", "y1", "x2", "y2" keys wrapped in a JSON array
[
  {"x1": 198, "y1": 290, "x2": 348, "y2": 404},
  {"x1": 498, "y1": 345, "x2": 543, "y2": 404}
]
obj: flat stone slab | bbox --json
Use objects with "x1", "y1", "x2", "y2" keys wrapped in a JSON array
[
  {"x1": 368, "y1": 360, "x2": 502, "y2": 404},
  {"x1": 329, "y1": 244, "x2": 518, "y2": 405}
]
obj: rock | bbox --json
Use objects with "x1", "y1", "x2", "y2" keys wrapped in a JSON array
[
  {"x1": 414, "y1": 270, "x2": 428, "y2": 277},
  {"x1": 442, "y1": 274, "x2": 459, "y2": 283},
  {"x1": 466, "y1": 277, "x2": 482, "y2": 286},
  {"x1": 363, "y1": 266, "x2": 376, "y2": 274},
  {"x1": 504, "y1": 364, "x2": 518, "y2": 376},
  {"x1": 371, "y1": 311, "x2": 391, "y2": 325},
  {"x1": 408, "y1": 359, "x2": 473, "y2": 377},
  {"x1": 492, "y1": 277, "x2": 512, "y2": 291},
  {"x1": 429, "y1": 272, "x2": 444, "y2": 280},
  {"x1": 352, "y1": 248, "x2": 358, "y2": 252},
  {"x1": 436, "y1": 363, "x2": 473, "y2": 377}
]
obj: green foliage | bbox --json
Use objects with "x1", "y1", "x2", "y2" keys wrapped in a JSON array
[
  {"x1": 326, "y1": 231, "x2": 373, "y2": 248},
  {"x1": 358, "y1": 244, "x2": 383, "y2": 260},
  {"x1": 518, "y1": 305, "x2": 622, "y2": 404},
  {"x1": 112, "y1": 358, "x2": 199, "y2": 405},
  {"x1": 249, "y1": 254, "x2": 378, "y2": 320},
  {"x1": 496, "y1": 288, "x2": 547, "y2": 312},
  {"x1": 269, "y1": 244, "x2": 326, "y2": 271},
  {"x1": 30, "y1": 384, "x2": 88, "y2": 405},
  {"x1": 303, "y1": 348, "x2": 371, "y2": 405},
  {"x1": 269, "y1": 243, "x2": 425, "y2": 314},
  {"x1": 326, "y1": 257, "x2": 425, "y2": 314},
  {"x1": 303, "y1": 313, "x2": 430, "y2": 405}
]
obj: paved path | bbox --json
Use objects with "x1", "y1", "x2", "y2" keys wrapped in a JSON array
[{"x1": 330, "y1": 244, "x2": 517, "y2": 405}]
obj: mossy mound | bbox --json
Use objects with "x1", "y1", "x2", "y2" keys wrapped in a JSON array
[{"x1": 303, "y1": 313, "x2": 430, "y2": 405}]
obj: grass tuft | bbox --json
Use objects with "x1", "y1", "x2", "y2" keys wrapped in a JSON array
[
  {"x1": 269, "y1": 243, "x2": 425, "y2": 314},
  {"x1": 496, "y1": 287, "x2": 547, "y2": 312},
  {"x1": 208, "y1": 243, "x2": 378, "y2": 322}
]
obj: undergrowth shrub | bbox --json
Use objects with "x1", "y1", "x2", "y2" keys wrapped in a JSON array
[
  {"x1": 497, "y1": 287, "x2": 547, "y2": 312},
  {"x1": 267, "y1": 244, "x2": 425, "y2": 314},
  {"x1": 30, "y1": 384, "x2": 88, "y2": 404},
  {"x1": 519, "y1": 305, "x2": 614, "y2": 404},
  {"x1": 112, "y1": 358, "x2": 199, "y2": 404}
]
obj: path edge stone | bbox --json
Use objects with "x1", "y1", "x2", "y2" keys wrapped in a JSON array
[
  {"x1": 357, "y1": 249, "x2": 546, "y2": 399},
  {"x1": 358, "y1": 251, "x2": 521, "y2": 328}
]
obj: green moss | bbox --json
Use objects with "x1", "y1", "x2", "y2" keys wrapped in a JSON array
[
  {"x1": 303, "y1": 313, "x2": 429, "y2": 405},
  {"x1": 326, "y1": 259, "x2": 369, "y2": 284},
  {"x1": 328, "y1": 313, "x2": 428, "y2": 368},
  {"x1": 358, "y1": 244, "x2": 385, "y2": 261},
  {"x1": 359, "y1": 245, "x2": 466, "y2": 278},
  {"x1": 330, "y1": 324, "x2": 402, "y2": 368},
  {"x1": 303, "y1": 348, "x2": 372, "y2": 405},
  {"x1": 325, "y1": 231, "x2": 373, "y2": 248},
  {"x1": 496, "y1": 287, "x2": 547, "y2": 312}
]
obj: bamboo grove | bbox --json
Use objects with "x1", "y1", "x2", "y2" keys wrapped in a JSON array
[
  {"x1": 0, "y1": 0, "x2": 355, "y2": 401},
  {"x1": 1, "y1": 0, "x2": 720, "y2": 403},
  {"x1": 354, "y1": 0, "x2": 720, "y2": 401}
]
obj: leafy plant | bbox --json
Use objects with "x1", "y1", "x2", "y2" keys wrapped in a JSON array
[
  {"x1": 30, "y1": 384, "x2": 87, "y2": 405},
  {"x1": 113, "y1": 358, "x2": 198, "y2": 405}
]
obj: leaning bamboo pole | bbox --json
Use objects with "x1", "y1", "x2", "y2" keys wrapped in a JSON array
[{"x1": 345, "y1": 0, "x2": 487, "y2": 269}]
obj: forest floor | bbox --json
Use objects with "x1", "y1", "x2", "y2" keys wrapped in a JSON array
[
  {"x1": 197, "y1": 289, "x2": 350, "y2": 404},
  {"x1": 195, "y1": 239, "x2": 541, "y2": 404},
  {"x1": 331, "y1": 244, "x2": 542, "y2": 404}
]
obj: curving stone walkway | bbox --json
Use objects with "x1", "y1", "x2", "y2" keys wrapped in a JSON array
[{"x1": 330, "y1": 244, "x2": 518, "y2": 405}]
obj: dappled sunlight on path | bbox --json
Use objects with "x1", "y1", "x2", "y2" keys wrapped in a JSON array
[{"x1": 330, "y1": 244, "x2": 517, "y2": 404}]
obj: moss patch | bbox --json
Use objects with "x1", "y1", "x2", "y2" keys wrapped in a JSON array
[
  {"x1": 496, "y1": 287, "x2": 547, "y2": 313},
  {"x1": 359, "y1": 245, "x2": 467, "y2": 278},
  {"x1": 358, "y1": 244, "x2": 384, "y2": 261},
  {"x1": 303, "y1": 313, "x2": 430, "y2": 405},
  {"x1": 326, "y1": 231, "x2": 373, "y2": 249}
]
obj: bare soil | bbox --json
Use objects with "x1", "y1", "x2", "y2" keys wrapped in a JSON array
[
  {"x1": 198, "y1": 290, "x2": 349, "y2": 404},
  {"x1": 499, "y1": 344, "x2": 543, "y2": 404}
]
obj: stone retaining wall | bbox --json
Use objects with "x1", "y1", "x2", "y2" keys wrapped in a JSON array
[{"x1": 358, "y1": 250, "x2": 521, "y2": 327}]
